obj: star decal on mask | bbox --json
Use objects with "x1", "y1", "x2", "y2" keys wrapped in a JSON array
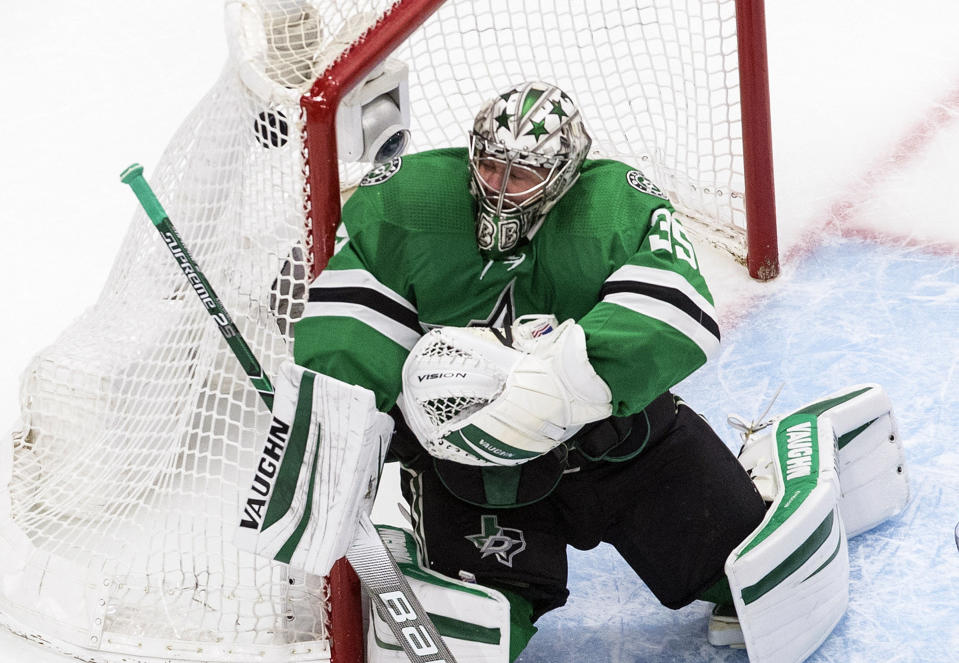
[
  {"x1": 525, "y1": 119, "x2": 548, "y2": 139},
  {"x1": 549, "y1": 100, "x2": 568, "y2": 119},
  {"x1": 495, "y1": 110, "x2": 511, "y2": 130}
]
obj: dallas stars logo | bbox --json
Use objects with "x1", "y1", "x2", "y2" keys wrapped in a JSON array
[
  {"x1": 468, "y1": 279, "x2": 516, "y2": 327},
  {"x1": 465, "y1": 515, "x2": 527, "y2": 567},
  {"x1": 418, "y1": 278, "x2": 519, "y2": 333},
  {"x1": 359, "y1": 157, "x2": 402, "y2": 186},
  {"x1": 626, "y1": 169, "x2": 668, "y2": 200}
]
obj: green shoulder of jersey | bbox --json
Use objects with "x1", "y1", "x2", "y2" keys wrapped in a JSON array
[
  {"x1": 343, "y1": 148, "x2": 669, "y2": 244},
  {"x1": 296, "y1": 148, "x2": 717, "y2": 416}
]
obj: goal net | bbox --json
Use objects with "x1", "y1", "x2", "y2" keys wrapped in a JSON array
[{"x1": 0, "y1": 1, "x2": 776, "y2": 662}]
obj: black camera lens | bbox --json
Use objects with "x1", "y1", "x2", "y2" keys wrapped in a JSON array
[{"x1": 374, "y1": 130, "x2": 410, "y2": 163}]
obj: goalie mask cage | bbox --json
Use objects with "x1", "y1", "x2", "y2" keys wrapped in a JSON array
[{"x1": 0, "y1": 1, "x2": 777, "y2": 662}]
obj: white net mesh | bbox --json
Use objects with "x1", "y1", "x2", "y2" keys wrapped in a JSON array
[
  {"x1": 340, "y1": 0, "x2": 749, "y2": 257},
  {"x1": 0, "y1": 3, "x2": 337, "y2": 662},
  {"x1": 0, "y1": 1, "x2": 753, "y2": 661},
  {"x1": 423, "y1": 396, "x2": 490, "y2": 428}
]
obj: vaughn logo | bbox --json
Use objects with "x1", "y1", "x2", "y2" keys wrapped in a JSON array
[
  {"x1": 447, "y1": 428, "x2": 514, "y2": 461},
  {"x1": 784, "y1": 420, "x2": 816, "y2": 481},
  {"x1": 239, "y1": 417, "x2": 291, "y2": 530}
]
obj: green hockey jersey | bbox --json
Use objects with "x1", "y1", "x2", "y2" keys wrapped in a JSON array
[{"x1": 294, "y1": 148, "x2": 719, "y2": 418}]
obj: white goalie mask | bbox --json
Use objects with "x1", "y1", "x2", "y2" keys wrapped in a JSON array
[{"x1": 468, "y1": 81, "x2": 592, "y2": 260}]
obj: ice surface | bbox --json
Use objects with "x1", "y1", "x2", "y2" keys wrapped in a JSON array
[
  {"x1": 2, "y1": 1, "x2": 959, "y2": 662},
  {"x1": 516, "y1": 240, "x2": 959, "y2": 662}
]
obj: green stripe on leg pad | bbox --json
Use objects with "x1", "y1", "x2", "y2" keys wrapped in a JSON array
[{"x1": 741, "y1": 511, "x2": 837, "y2": 605}]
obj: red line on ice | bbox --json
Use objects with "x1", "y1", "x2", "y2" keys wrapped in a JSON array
[{"x1": 787, "y1": 81, "x2": 959, "y2": 261}]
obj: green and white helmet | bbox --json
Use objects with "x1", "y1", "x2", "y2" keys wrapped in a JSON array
[{"x1": 468, "y1": 81, "x2": 592, "y2": 259}]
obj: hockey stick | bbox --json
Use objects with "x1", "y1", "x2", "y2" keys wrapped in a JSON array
[
  {"x1": 120, "y1": 164, "x2": 275, "y2": 409},
  {"x1": 121, "y1": 163, "x2": 457, "y2": 663}
]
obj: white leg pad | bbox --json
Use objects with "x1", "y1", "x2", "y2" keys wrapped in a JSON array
[
  {"x1": 367, "y1": 525, "x2": 512, "y2": 663},
  {"x1": 812, "y1": 384, "x2": 909, "y2": 537},
  {"x1": 726, "y1": 409, "x2": 848, "y2": 663},
  {"x1": 740, "y1": 383, "x2": 909, "y2": 538}
]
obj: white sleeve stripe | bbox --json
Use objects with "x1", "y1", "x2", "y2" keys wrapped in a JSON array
[
  {"x1": 311, "y1": 268, "x2": 416, "y2": 312},
  {"x1": 603, "y1": 291, "x2": 721, "y2": 359},
  {"x1": 308, "y1": 284, "x2": 421, "y2": 333},
  {"x1": 606, "y1": 264, "x2": 716, "y2": 320},
  {"x1": 301, "y1": 301, "x2": 421, "y2": 351},
  {"x1": 601, "y1": 280, "x2": 720, "y2": 341}
]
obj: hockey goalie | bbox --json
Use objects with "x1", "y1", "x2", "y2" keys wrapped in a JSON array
[{"x1": 239, "y1": 81, "x2": 910, "y2": 662}]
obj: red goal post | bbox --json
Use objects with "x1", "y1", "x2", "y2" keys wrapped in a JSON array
[
  {"x1": 735, "y1": 0, "x2": 779, "y2": 280},
  {"x1": 309, "y1": 0, "x2": 779, "y2": 280}
]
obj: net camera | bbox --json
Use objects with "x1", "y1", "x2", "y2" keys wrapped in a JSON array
[{"x1": 336, "y1": 59, "x2": 411, "y2": 163}]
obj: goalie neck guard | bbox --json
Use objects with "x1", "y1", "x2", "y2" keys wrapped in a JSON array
[{"x1": 468, "y1": 81, "x2": 592, "y2": 260}]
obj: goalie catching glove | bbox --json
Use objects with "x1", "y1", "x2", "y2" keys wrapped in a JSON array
[{"x1": 399, "y1": 315, "x2": 612, "y2": 466}]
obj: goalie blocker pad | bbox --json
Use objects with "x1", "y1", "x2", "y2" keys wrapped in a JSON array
[
  {"x1": 726, "y1": 383, "x2": 909, "y2": 663},
  {"x1": 367, "y1": 525, "x2": 513, "y2": 663},
  {"x1": 234, "y1": 361, "x2": 393, "y2": 577}
]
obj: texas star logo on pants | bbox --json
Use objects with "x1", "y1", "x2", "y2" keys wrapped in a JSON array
[{"x1": 465, "y1": 515, "x2": 527, "y2": 567}]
